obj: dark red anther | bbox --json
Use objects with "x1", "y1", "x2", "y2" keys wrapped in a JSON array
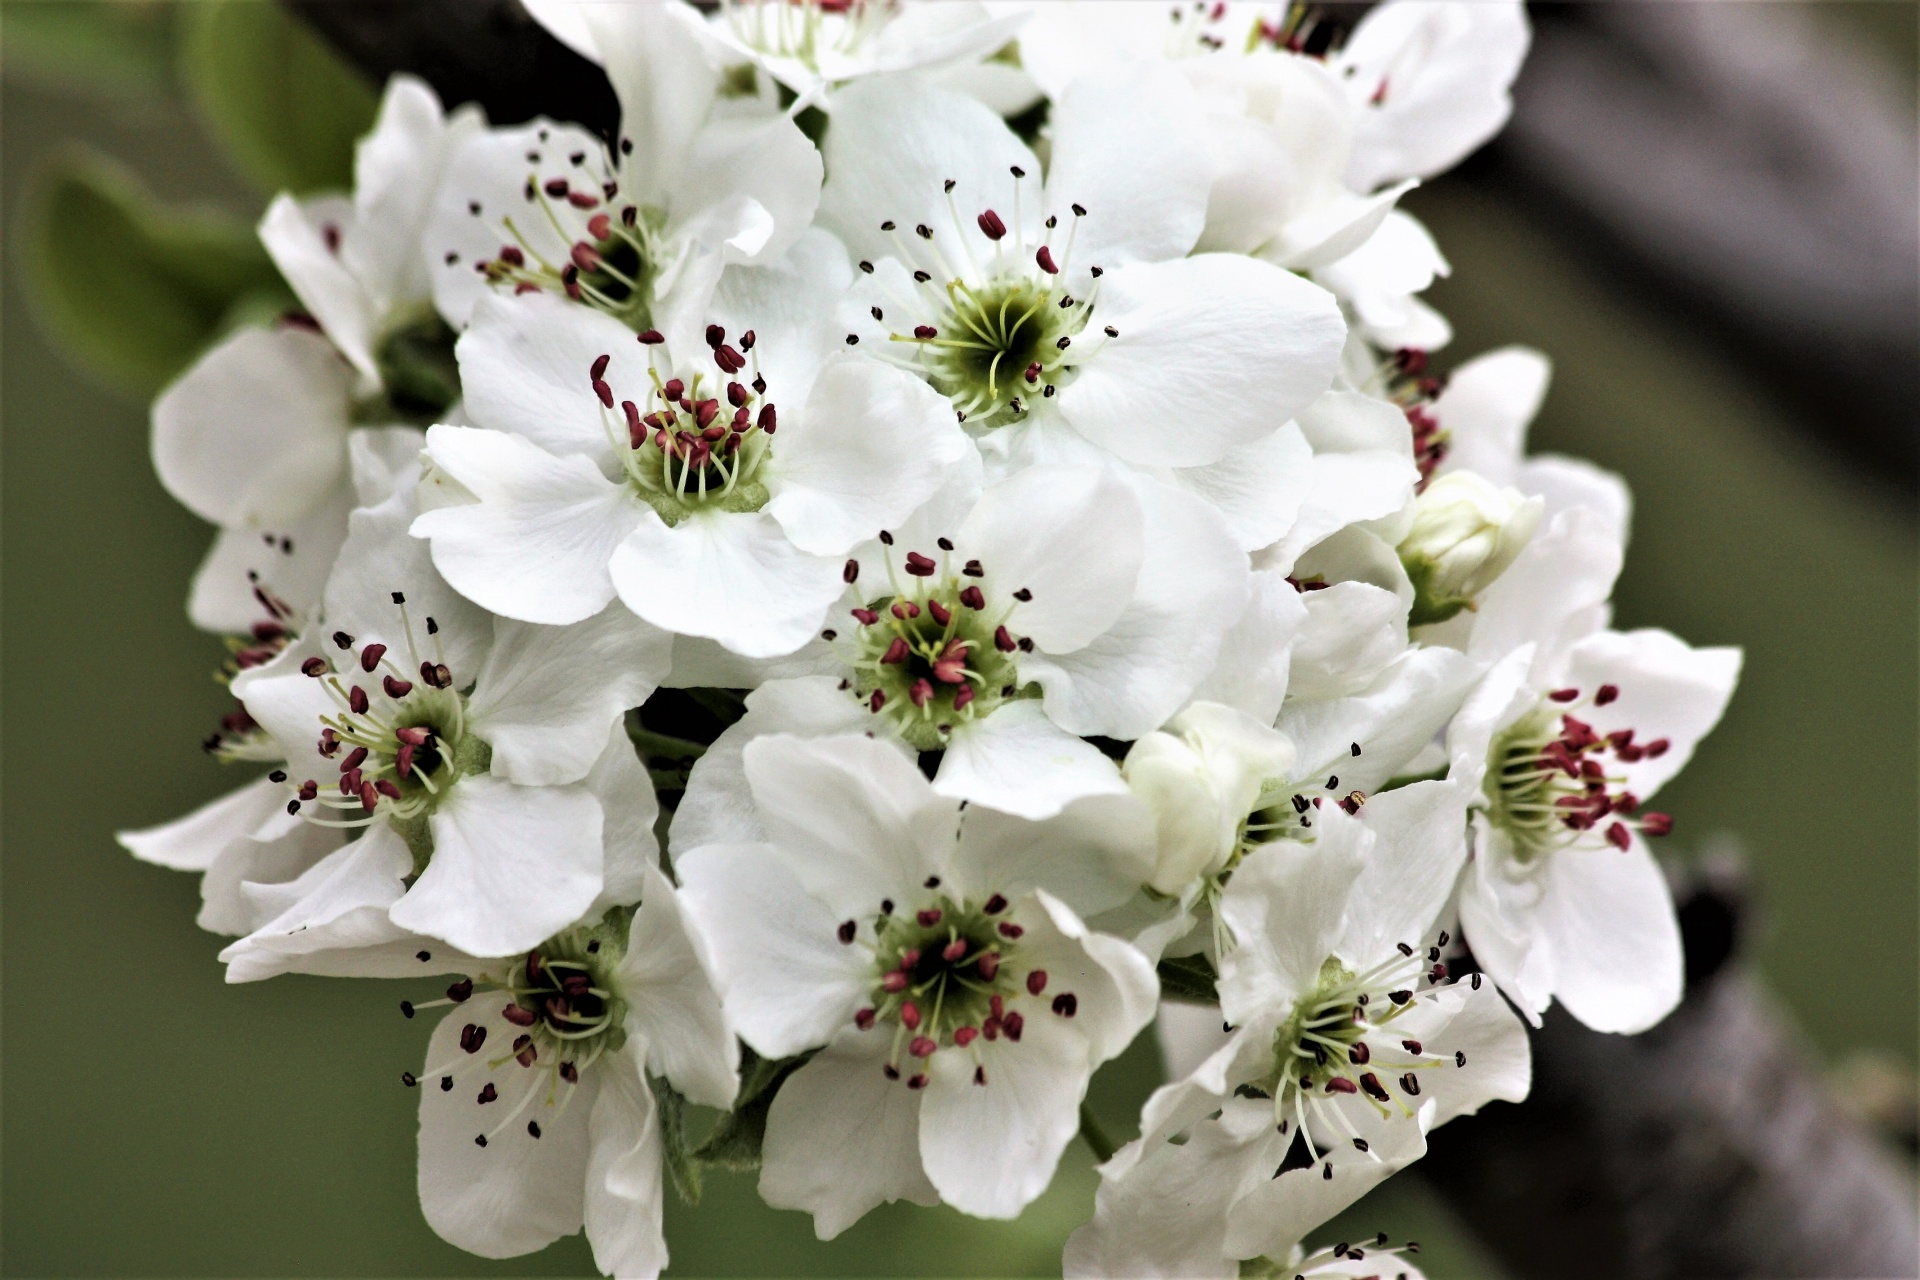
[
  {"x1": 498, "y1": 245, "x2": 525, "y2": 267},
  {"x1": 1035, "y1": 245, "x2": 1059, "y2": 274},
  {"x1": 855, "y1": 1007, "x2": 876, "y2": 1030},
  {"x1": 837, "y1": 920, "x2": 857, "y2": 944},
  {"x1": 976, "y1": 209, "x2": 1007, "y2": 240},
  {"x1": 974, "y1": 949, "x2": 999, "y2": 980},
  {"x1": 637, "y1": 329, "x2": 665, "y2": 345},
  {"x1": 1595, "y1": 684, "x2": 1620, "y2": 706},
  {"x1": 900, "y1": 1001, "x2": 922, "y2": 1030},
  {"x1": 1348, "y1": 1041, "x2": 1371, "y2": 1064},
  {"x1": 395, "y1": 726, "x2": 430, "y2": 746},
  {"x1": 1023, "y1": 361, "x2": 1042, "y2": 384},
  {"x1": 914, "y1": 325, "x2": 938, "y2": 340},
  {"x1": 383, "y1": 675, "x2": 413, "y2": 698},
  {"x1": 916, "y1": 907, "x2": 943, "y2": 927},
  {"x1": 954, "y1": 1025, "x2": 979, "y2": 1046},
  {"x1": 460, "y1": 1023, "x2": 487, "y2": 1053},
  {"x1": 942, "y1": 938, "x2": 968, "y2": 963},
  {"x1": 1026, "y1": 969, "x2": 1048, "y2": 996},
  {"x1": 1549, "y1": 687, "x2": 1580, "y2": 703},
  {"x1": 880, "y1": 637, "x2": 910, "y2": 665},
  {"x1": 340, "y1": 746, "x2": 369, "y2": 773},
  {"x1": 997, "y1": 921, "x2": 1023, "y2": 939},
  {"x1": 516, "y1": 1038, "x2": 539, "y2": 1067},
  {"x1": 1640, "y1": 812, "x2": 1673, "y2": 837},
  {"x1": 1360, "y1": 1073, "x2": 1392, "y2": 1102},
  {"x1": 994, "y1": 625, "x2": 1017, "y2": 653},
  {"x1": 358, "y1": 781, "x2": 380, "y2": 812},
  {"x1": 851, "y1": 607, "x2": 879, "y2": 625},
  {"x1": 869, "y1": 690, "x2": 887, "y2": 713},
  {"x1": 374, "y1": 780, "x2": 402, "y2": 800},
  {"x1": 567, "y1": 188, "x2": 599, "y2": 209},
  {"x1": 726, "y1": 381, "x2": 750, "y2": 409},
  {"x1": 660, "y1": 378, "x2": 684, "y2": 402},
  {"x1": 891, "y1": 600, "x2": 920, "y2": 620},
  {"x1": 715, "y1": 344, "x2": 745, "y2": 373},
  {"x1": 558, "y1": 1061, "x2": 579, "y2": 1083},
  {"x1": 1325, "y1": 1076, "x2": 1359, "y2": 1094},
  {"x1": 908, "y1": 678, "x2": 934, "y2": 708},
  {"x1": 359, "y1": 643, "x2": 388, "y2": 673},
  {"x1": 586, "y1": 213, "x2": 611, "y2": 240},
  {"x1": 592, "y1": 377, "x2": 613, "y2": 408},
  {"x1": 1002, "y1": 1011, "x2": 1024, "y2": 1041},
  {"x1": 842, "y1": 559, "x2": 860, "y2": 585},
  {"x1": 349, "y1": 686, "x2": 370, "y2": 715},
  {"x1": 1605, "y1": 821, "x2": 1632, "y2": 850},
  {"x1": 982, "y1": 1016, "x2": 1002, "y2": 1041},
  {"x1": 297, "y1": 780, "x2": 318, "y2": 801},
  {"x1": 691, "y1": 399, "x2": 718, "y2": 429},
  {"x1": 881, "y1": 969, "x2": 908, "y2": 992},
  {"x1": 1644, "y1": 738, "x2": 1670, "y2": 758},
  {"x1": 446, "y1": 978, "x2": 473, "y2": 1003},
  {"x1": 904, "y1": 551, "x2": 938, "y2": 576},
  {"x1": 705, "y1": 324, "x2": 725, "y2": 349},
  {"x1": 1052, "y1": 993, "x2": 1078, "y2": 1017},
  {"x1": 301, "y1": 656, "x2": 329, "y2": 679},
  {"x1": 757, "y1": 403, "x2": 776, "y2": 433},
  {"x1": 909, "y1": 1036, "x2": 938, "y2": 1058},
  {"x1": 590, "y1": 353, "x2": 611, "y2": 381},
  {"x1": 570, "y1": 242, "x2": 602, "y2": 273}
]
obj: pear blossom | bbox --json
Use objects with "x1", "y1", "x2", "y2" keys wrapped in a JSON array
[
  {"x1": 668, "y1": 461, "x2": 1247, "y2": 824},
  {"x1": 411, "y1": 866, "x2": 735, "y2": 1278},
  {"x1": 676, "y1": 732, "x2": 1157, "y2": 1233},
  {"x1": 413, "y1": 234, "x2": 970, "y2": 656},
  {"x1": 1448, "y1": 627, "x2": 1740, "y2": 1034},
  {"x1": 822, "y1": 66, "x2": 1346, "y2": 470},
  {"x1": 1065, "y1": 813, "x2": 1529, "y2": 1276},
  {"x1": 224, "y1": 458, "x2": 671, "y2": 964},
  {"x1": 1397, "y1": 469, "x2": 1542, "y2": 627},
  {"x1": 258, "y1": 76, "x2": 480, "y2": 408},
  {"x1": 425, "y1": 2, "x2": 820, "y2": 340}
]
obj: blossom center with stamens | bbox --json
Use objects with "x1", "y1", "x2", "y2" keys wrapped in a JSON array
[
  {"x1": 1486, "y1": 684, "x2": 1672, "y2": 863},
  {"x1": 595, "y1": 327, "x2": 776, "y2": 526},
  {"x1": 500, "y1": 912, "x2": 632, "y2": 1069},
  {"x1": 841, "y1": 545, "x2": 1025, "y2": 751}
]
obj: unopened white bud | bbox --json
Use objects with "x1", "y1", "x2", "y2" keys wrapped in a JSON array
[
  {"x1": 1123, "y1": 703, "x2": 1295, "y2": 896},
  {"x1": 1398, "y1": 471, "x2": 1542, "y2": 626}
]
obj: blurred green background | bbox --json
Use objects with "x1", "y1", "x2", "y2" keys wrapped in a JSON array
[{"x1": 2, "y1": 3, "x2": 1913, "y2": 1276}]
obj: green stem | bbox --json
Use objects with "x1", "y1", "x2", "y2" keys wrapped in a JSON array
[
  {"x1": 628, "y1": 726, "x2": 709, "y2": 762},
  {"x1": 1078, "y1": 1101, "x2": 1116, "y2": 1164}
]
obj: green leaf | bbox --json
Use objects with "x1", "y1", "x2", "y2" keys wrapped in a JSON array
[
  {"x1": 1157, "y1": 954, "x2": 1220, "y2": 1004},
  {"x1": 690, "y1": 1046, "x2": 811, "y2": 1173},
  {"x1": 1, "y1": 1, "x2": 177, "y2": 101},
  {"x1": 652, "y1": 1077, "x2": 702, "y2": 1206},
  {"x1": 17, "y1": 148, "x2": 291, "y2": 396},
  {"x1": 177, "y1": 0, "x2": 377, "y2": 195}
]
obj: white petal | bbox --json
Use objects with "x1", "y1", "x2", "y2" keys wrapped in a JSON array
[
  {"x1": 1013, "y1": 1, "x2": 1184, "y2": 99},
  {"x1": 579, "y1": 2, "x2": 721, "y2": 204},
  {"x1": 1279, "y1": 644, "x2": 1480, "y2": 789},
  {"x1": 952, "y1": 793, "x2": 1155, "y2": 919},
  {"x1": 414, "y1": 425, "x2": 644, "y2": 627},
  {"x1": 706, "y1": 226, "x2": 852, "y2": 403},
  {"x1": 1222, "y1": 1105, "x2": 1426, "y2": 1262},
  {"x1": 1561, "y1": 628, "x2": 1741, "y2": 801},
  {"x1": 932, "y1": 700, "x2": 1126, "y2": 821},
  {"x1": 662, "y1": 631, "x2": 839, "y2": 690},
  {"x1": 1543, "y1": 837, "x2": 1683, "y2": 1034},
  {"x1": 397, "y1": 776, "x2": 604, "y2": 957},
  {"x1": 467, "y1": 604, "x2": 669, "y2": 786},
  {"x1": 767, "y1": 358, "x2": 971, "y2": 555},
  {"x1": 580, "y1": 722, "x2": 658, "y2": 918},
  {"x1": 417, "y1": 992, "x2": 595, "y2": 1259},
  {"x1": 237, "y1": 664, "x2": 343, "y2": 789},
  {"x1": 456, "y1": 292, "x2": 647, "y2": 462},
  {"x1": 1286, "y1": 581, "x2": 1409, "y2": 702},
  {"x1": 197, "y1": 815, "x2": 343, "y2": 938},
  {"x1": 346, "y1": 76, "x2": 476, "y2": 316},
  {"x1": 669, "y1": 675, "x2": 870, "y2": 857},
  {"x1": 618, "y1": 864, "x2": 738, "y2": 1109},
  {"x1": 670, "y1": 113, "x2": 822, "y2": 266},
  {"x1": 675, "y1": 842, "x2": 870, "y2": 1058},
  {"x1": 216, "y1": 822, "x2": 416, "y2": 982},
  {"x1": 1191, "y1": 567, "x2": 1307, "y2": 723},
  {"x1": 921, "y1": 1001, "x2": 1088, "y2": 1218},
  {"x1": 1017, "y1": 889, "x2": 1160, "y2": 1064},
  {"x1": 1216, "y1": 840, "x2": 1362, "y2": 1027},
  {"x1": 151, "y1": 326, "x2": 350, "y2": 527},
  {"x1": 1022, "y1": 476, "x2": 1248, "y2": 739},
  {"x1": 1043, "y1": 62, "x2": 1212, "y2": 275},
  {"x1": 1063, "y1": 1115, "x2": 1257, "y2": 1279},
  {"x1": 742, "y1": 732, "x2": 947, "y2": 916},
  {"x1": 1337, "y1": 780, "x2": 1470, "y2": 965},
  {"x1": 1466, "y1": 506, "x2": 1622, "y2": 676},
  {"x1": 1456, "y1": 819, "x2": 1554, "y2": 1023},
  {"x1": 1168, "y1": 422, "x2": 1315, "y2": 553},
  {"x1": 1154, "y1": 1000, "x2": 1235, "y2": 1086},
  {"x1": 118, "y1": 776, "x2": 284, "y2": 872},
  {"x1": 584, "y1": 1045, "x2": 668, "y2": 1280},
  {"x1": 1058, "y1": 255, "x2": 1345, "y2": 468},
  {"x1": 959, "y1": 464, "x2": 1143, "y2": 655},
  {"x1": 759, "y1": 1028, "x2": 937, "y2": 1239},
  {"x1": 1416, "y1": 981, "x2": 1533, "y2": 1124},
  {"x1": 608, "y1": 509, "x2": 845, "y2": 657},
  {"x1": 1431, "y1": 345, "x2": 1550, "y2": 488},
  {"x1": 258, "y1": 194, "x2": 378, "y2": 381},
  {"x1": 186, "y1": 490, "x2": 348, "y2": 633},
  {"x1": 348, "y1": 424, "x2": 429, "y2": 506}
]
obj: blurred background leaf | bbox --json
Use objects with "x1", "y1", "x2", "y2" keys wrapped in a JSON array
[
  {"x1": 0, "y1": 0, "x2": 175, "y2": 101},
  {"x1": 16, "y1": 148, "x2": 290, "y2": 397},
  {"x1": 177, "y1": 0, "x2": 376, "y2": 196}
]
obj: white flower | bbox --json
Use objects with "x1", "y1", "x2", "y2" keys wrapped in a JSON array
[
  {"x1": 258, "y1": 76, "x2": 481, "y2": 400},
  {"x1": 1429, "y1": 345, "x2": 1632, "y2": 543},
  {"x1": 676, "y1": 732, "x2": 1157, "y2": 1233},
  {"x1": 1065, "y1": 808, "x2": 1529, "y2": 1276},
  {"x1": 1312, "y1": 209, "x2": 1452, "y2": 352},
  {"x1": 413, "y1": 867, "x2": 736, "y2": 1278},
  {"x1": 1398, "y1": 469, "x2": 1542, "y2": 627},
  {"x1": 1124, "y1": 703, "x2": 1294, "y2": 897},
  {"x1": 1333, "y1": 0, "x2": 1531, "y2": 193},
  {"x1": 424, "y1": 2, "x2": 821, "y2": 338},
  {"x1": 413, "y1": 233, "x2": 970, "y2": 656},
  {"x1": 822, "y1": 66, "x2": 1346, "y2": 469},
  {"x1": 668, "y1": 461, "x2": 1248, "y2": 823},
  {"x1": 222, "y1": 458, "x2": 671, "y2": 964},
  {"x1": 1448, "y1": 622, "x2": 1740, "y2": 1034}
]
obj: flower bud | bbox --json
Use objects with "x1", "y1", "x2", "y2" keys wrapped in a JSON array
[
  {"x1": 1397, "y1": 471, "x2": 1542, "y2": 626},
  {"x1": 1122, "y1": 703, "x2": 1295, "y2": 896}
]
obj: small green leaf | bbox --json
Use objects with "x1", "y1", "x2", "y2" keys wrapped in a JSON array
[
  {"x1": 691, "y1": 1046, "x2": 811, "y2": 1173},
  {"x1": 17, "y1": 148, "x2": 290, "y2": 396},
  {"x1": 178, "y1": 0, "x2": 377, "y2": 195},
  {"x1": 1157, "y1": 954, "x2": 1220, "y2": 1004},
  {"x1": 653, "y1": 1077, "x2": 702, "y2": 1206}
]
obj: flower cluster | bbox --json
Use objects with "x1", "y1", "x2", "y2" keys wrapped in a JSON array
[{"x1": 120, "y1": 3, "x2": 1740, "y2": 1276}]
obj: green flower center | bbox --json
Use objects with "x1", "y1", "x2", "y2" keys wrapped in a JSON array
[
  {"x1": 841, "y1": 553, "x2": 1026, "y2": 752},
  {"x1": 1485, "y1": 686, "x2": 1672, "y2": 864},
  {"x1": 895, "y1": 272, "x2": 1087, "y2": 427},
  {"x1": 501, "y1": 910, "x2": 633, "y2": 1072},
  {"x1": 361, "y1": 308, "x2": 460, "y2": 423}
]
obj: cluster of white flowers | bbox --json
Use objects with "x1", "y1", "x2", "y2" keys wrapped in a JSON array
[{"x1": 121, "y1": 2, "x2": 1742, "y2": 1276}]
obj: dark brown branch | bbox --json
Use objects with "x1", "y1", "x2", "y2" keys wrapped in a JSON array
[{"x1": 1418, "y1": 863, "x2": 1919, "y2": 1280}]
